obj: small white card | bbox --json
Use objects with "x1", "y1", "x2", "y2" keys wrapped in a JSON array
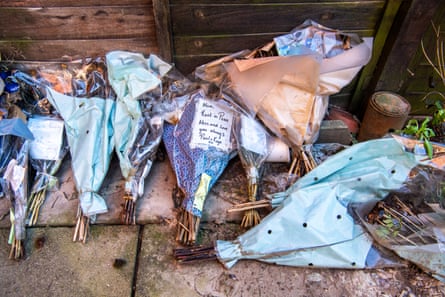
[
  {"x1": 190, "y1": 99, "x2": 233, "y2": 152},
  {"x1": 28, "y1": 117, "x2": 64, "y2": 160}
]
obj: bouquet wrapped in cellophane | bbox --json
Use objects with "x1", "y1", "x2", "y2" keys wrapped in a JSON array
[
  {"x1": 9, "y1": 70, "x2": 70, "y2": 227},
  {"x1": 106, "y1": 51, "x2": 191, "y2": 224},
  {"x1": 163, "y1": 89, "x2": 237, "y2": 245},
  {"x1": 106, "y1": 51, "x2": 162, "y2": 224},
  {"x1": 45, "y1": 57, "x2": 117, "y2": 243},
  {"x1": 0, "y1": 116, "x2": 33, "y2": 259},
  {"x1": 232, "y1": 113, "x2": 272, "y2": 228},
  {"x1": 26, "y1": 116, "x2": 69, "y2": 226}
]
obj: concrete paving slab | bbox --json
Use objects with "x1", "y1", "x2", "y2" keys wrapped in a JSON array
[
  {"x1": 136, "y1": 223, "x2": 445, "y2": 297},
  {"x1": 0, "y1": 225, "x2": 138, "y2": 297}
]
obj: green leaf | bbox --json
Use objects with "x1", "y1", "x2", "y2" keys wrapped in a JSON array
[
  {"x1": 383, "y1": 218, "x2": 393, "y2": 225},
  {"x1": 425, "y1": 138, "x2": 434, "y2": 159}
]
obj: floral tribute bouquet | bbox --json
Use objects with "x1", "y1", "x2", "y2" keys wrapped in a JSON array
[{"x1": 163, "y1": 89, "x2": 237, "y2": 245}]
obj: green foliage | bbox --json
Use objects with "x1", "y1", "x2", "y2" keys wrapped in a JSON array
[
  {"x1": 400, "y1": 118, "x2": 435, "y2": 158},
  {"x1": 376, "y1": 214, "x2": 400, "y2": 239},
  {"x1": 432, "y1": 99, "x2": 445, "y2": 127}
]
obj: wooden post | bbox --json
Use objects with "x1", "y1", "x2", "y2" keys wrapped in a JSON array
[
  {"x1": 351, "y1": 0, "x2": 443, "y2": 117},
  {"x1": 348, "y1": 0, "x2": 403, "y2": 116},
  {"x1": 153, "y1": 0, "x2": 173, "y2": 63}
]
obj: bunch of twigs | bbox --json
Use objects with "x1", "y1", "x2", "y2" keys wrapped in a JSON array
[
  {"x1": 176, "y1": 209, "x2": 201, "y2": 245},
  {"x1": 235, "y1": 129, "x2": 270, "y2": 228},
  {"x1": 421, "y1": 22, "x2": 445, "y2": 87},
  {"x1": 174, "y1": 245, "x2": 216, "y2": 263},
  {"x1": 73, "y1": 206, "x2": 89, "y2": 243}
]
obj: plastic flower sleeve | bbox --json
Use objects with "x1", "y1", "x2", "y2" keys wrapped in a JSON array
[
  {"x1": 46, "y1": 86, "x2": 115, "y2": 243},
  {"x1": 214, "y1": 138, "x2": 420, "y2": 269},
  {"x1": 348, "y1": 149, "x2": 445, "y2": 281},
  {"x1": 106, "y1": 51, "x2": 168, "y2": 224},
  {"x1": 274, "y1": 19, "x2": 363, "y2": 59},
  {"x1": 274, "y1": 19, "x2": 372, "y2": 96},
  {"x1": 152, "y1": 67, "x2": 198, "y2": 125},
  {"x1": 273, "y1": 19, "x2": 372, "y2": 145},
  {"x1": 233, "y1": 114, "x2": 272, "y2": 228},
  {"x1": 125, "y1": 112, "x2": 163, "y2": 194},
  {"x1": 0, "y1": 118, "x2": 34, "y2": 259},
  {"x1": 39, "y1": 57, "x2": 117, "y2": 242},
  {"x1": 163, "y1": 89, "x2": 236, "y2": 245},
  {"x1": 224, "y1": 54, "x2": 321, "y2": 148},
  {"x1": 120, "y1": 100, "x2": 164, "y2": 224},
  {"x1": 121, "y1": 58, "x2": 197, "y2": 224}
]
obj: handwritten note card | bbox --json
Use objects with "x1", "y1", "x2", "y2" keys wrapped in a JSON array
[
  {"x1": 28, "y1": 117, "x2": 65, "y2": 160},
  {"x1": 190, "y1": 99, "x2": 233, "y2": 152}
]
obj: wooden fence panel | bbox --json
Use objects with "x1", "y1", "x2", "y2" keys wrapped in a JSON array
[{"x1": 0, "y1": 1, "x2": 158, "y2": 61}]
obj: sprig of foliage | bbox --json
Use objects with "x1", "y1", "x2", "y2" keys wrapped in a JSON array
[
  {"x1": 376, "y1": 214, "x2": 401, "y2": 239},
  {"x1": 400, "y1": 118, "x2": 435, "y2": 158}
]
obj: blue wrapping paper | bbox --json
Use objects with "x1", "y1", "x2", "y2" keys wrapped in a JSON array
[{"x1": 163, "y1": 90, "x2": 236, "y2": 218}]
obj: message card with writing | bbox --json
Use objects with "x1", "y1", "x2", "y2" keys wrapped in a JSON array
[{"x1": 190, "y1": 98, "x2": 234, "y2": 152}]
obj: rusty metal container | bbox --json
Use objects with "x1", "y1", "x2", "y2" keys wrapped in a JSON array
[{"x1": 358, "y1": 91, "x2": 411, "y2": 141}]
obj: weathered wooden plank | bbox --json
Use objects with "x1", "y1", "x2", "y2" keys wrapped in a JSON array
[
  {"x1": 371, "y1": 0, "x2": 445, "y2": 117},
  {"x1": 153, "y1": 0, "x2": 173, "y2": 62},
  {"x1": 0, "y1": 39, "x2": 159, "y2": 61},
  {"x1": 374, "y1": 0, "x2": 443, "y2": 96},
  {"x1": 0, "y1": 6, "x2": 155, "y2": 40},
  {"x1": 401, "y1": 93, "x2": 434, "y2": 115},
  {"x1": 173, "y1": 29, "x2": 374, "y2": 56},
  {"x1": 330, "y1": 93, "x2": 354, "y2": 109},
  {"x1": 172, "y1": 55, "x2": 223, "y2": 74},
  {"x1": 174, "y1": 34, "x2": 277, "y2": 56},
  {"x1": 403, "y1": 65, "x2": 445, "y2": 93},
  {"x1": 1, "y1": 0, "x2": 151, "y2": 7},
  {"x1": 348, "y1": 0, "x2": 404, "y2": 116},
  {"x1": 171, "y1": 0, "x2": 383, "y2": 4},
  {"x1": 170, "y1": 2, "x2": 385, "y2": 36}
]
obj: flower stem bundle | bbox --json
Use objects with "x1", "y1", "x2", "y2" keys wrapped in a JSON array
[
  {"x1": 176, "y1": 208, "x2": 201, "y2": 245},
  {"x1": 27, "y1": 187, "x2": 47, "y2": 226},
  {"x1": 8, "y1": 208, "x2": 24, "y2": 260},
  {"x1": 234, "y1": 115, "x2": 272, "y2": 228},
  {"x1": 73, "y1": 206, "x2": 90, "y2": 243},
  {"x1": 27, "y1": 148, "x2": 67, "y2": 226},
  {"x1": 240, "y1": 165, "x2": 261, "y2": 228},
  {"x1": 288, "y1": 145, "x2": 316, "y2": 178},
  {"x1": 163, "y1": 91, "x2": 235, "y2": 245},
  {"x1": 122, "y1": 193, "x2": 136, "y2": 225}
]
